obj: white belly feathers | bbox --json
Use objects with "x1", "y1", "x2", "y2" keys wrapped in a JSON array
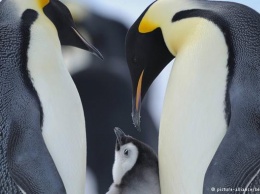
[{"x1": 27, "y1": 14, "x2": 86, "y2": 194}]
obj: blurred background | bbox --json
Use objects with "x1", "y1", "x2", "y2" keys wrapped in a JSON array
[{"x1": 60, "y1": 0, "x2": 260, "y2": 193}]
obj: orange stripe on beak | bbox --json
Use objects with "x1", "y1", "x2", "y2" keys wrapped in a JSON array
[{"x1": 136, "y1": 71, "x2": 144, "y2": 111}]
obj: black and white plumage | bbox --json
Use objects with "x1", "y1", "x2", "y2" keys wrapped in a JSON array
[
  {"x1": 107, "y1": 128, "x2": 160, "y2": 194},
  {"x1": 126, "y1": 0, "x2": 260, "y2": 193},
  {"x1": 0, "y1": 0, "x2": 101, "y2": 193}
]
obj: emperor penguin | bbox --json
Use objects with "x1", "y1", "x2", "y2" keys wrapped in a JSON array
[
  {"x1": 106, "y1": 127, "x2": 160, "y2": 194},
  {"x1": 126, "y1": 0, "x2": 260, "y2": 193},
  {"x1": 0, "y1": 0, "x2": 102, "y2": 193}
]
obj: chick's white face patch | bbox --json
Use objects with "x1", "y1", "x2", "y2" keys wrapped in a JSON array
[{"x1": 112, "y1": 143, "x2": 139, "y2": 185}]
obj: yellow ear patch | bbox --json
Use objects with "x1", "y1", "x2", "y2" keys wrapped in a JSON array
[
  {"x1": 139, "y1": 18, "x2": 159, "y2": 33},
  {"x1": 38, "y1": 0, "x2": 50, "y2": 8}
]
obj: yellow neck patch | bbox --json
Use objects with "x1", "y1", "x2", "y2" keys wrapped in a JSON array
[
  {"x1": 38, "y1": 0, "x2": 50, "y2": 8},
  {"x1": 139, "y1": 18, "x2": 159, "y2": 33}
]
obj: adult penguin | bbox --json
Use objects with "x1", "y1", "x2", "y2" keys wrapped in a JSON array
[
  {"x1": 126, "y1": 0, "x2": 260, "y2": 193},
  {"x1": 0, "y1": 0, "x2": 102, "y2": 193}
]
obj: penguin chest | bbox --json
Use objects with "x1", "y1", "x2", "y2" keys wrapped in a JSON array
[
  {"x1": 159, "y1": 19, "x2": 228, "y2": 194},
  {"x1": 28, "y1": 51, "x2": 86, "y2": 193},
  {"x1": 27, "y1": 21, "x2": 86, "y2": 193}
]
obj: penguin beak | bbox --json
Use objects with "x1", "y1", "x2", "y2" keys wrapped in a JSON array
[
  {"x1": 42, "y1": 0, "x2": 103, "y2": 60},
  {"x1": 132, "y1": 71, "x2": 144, "y2": 131},
  {"x1": 69, "y1": 27, "x2": 104, "y2": 60},
  {"x1": 114, "y1": 127, "x2": 125, "y2": 146}
]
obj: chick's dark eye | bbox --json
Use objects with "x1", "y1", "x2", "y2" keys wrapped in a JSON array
[{"x1": 124, "y1": 149, "x2": 129, "y2": 156}]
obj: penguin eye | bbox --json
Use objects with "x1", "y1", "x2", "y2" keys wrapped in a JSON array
[
  {"x1": 124, "y1": 149, "x2": 129, "y2": 156},
  {"x1": 132, "y1": 56, "x2": 137, "y2": 64}
]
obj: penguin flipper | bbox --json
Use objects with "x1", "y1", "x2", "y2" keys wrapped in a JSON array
[
  {"x1": 7, "y1": 120, "x2": 66, "y2": 193},
  {"x1": 204, "y1": 125, "x2": 260, "y2": 194},
  {"x1": 246, "y1": 172, "x2": 260, "y2": 192}
]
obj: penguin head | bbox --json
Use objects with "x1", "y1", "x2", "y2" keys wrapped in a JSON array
[
  {"x1": 112, "y1": 127, "x2": 158, "y2": 185},
  {"x1": 126, "y1": 0, "x2": 174, "y2": 130},
  {"x1": 14, "y1": 0, "x2": 103, "y2": 59},
  {"x1": 112, "y1": 127, "x2": 139, "y2": 185},
  {"x1": 126, "y1": 0, "x2": 202, "y2": 129}
]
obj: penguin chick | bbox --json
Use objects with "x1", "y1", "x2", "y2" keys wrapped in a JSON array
[{"x1": 107, "y1": 127, "x2": 160, "y2": 194}]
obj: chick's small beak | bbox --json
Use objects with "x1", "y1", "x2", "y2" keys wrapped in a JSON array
[
  {"x1": 132, "y1": 71, "x2": 144, "y2": 131},
  {"x1": 114, "y1": 127, "x2": 125, "y2": 145}
]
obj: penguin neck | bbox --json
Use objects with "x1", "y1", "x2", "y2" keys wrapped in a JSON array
[
  {"x1": 159, "y1": 18, "x2": 228, "y2": 193},
  {"x1": 139, "y1": 0, "x2": 200, "y2": 34},
  {"x1": 11, "y1": 0, "x2": 45, "y2": 16}
]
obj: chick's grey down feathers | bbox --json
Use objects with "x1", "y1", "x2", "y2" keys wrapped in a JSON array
[{"x1": 107, "y1": 128, "x2": 160, "y2": 194}]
